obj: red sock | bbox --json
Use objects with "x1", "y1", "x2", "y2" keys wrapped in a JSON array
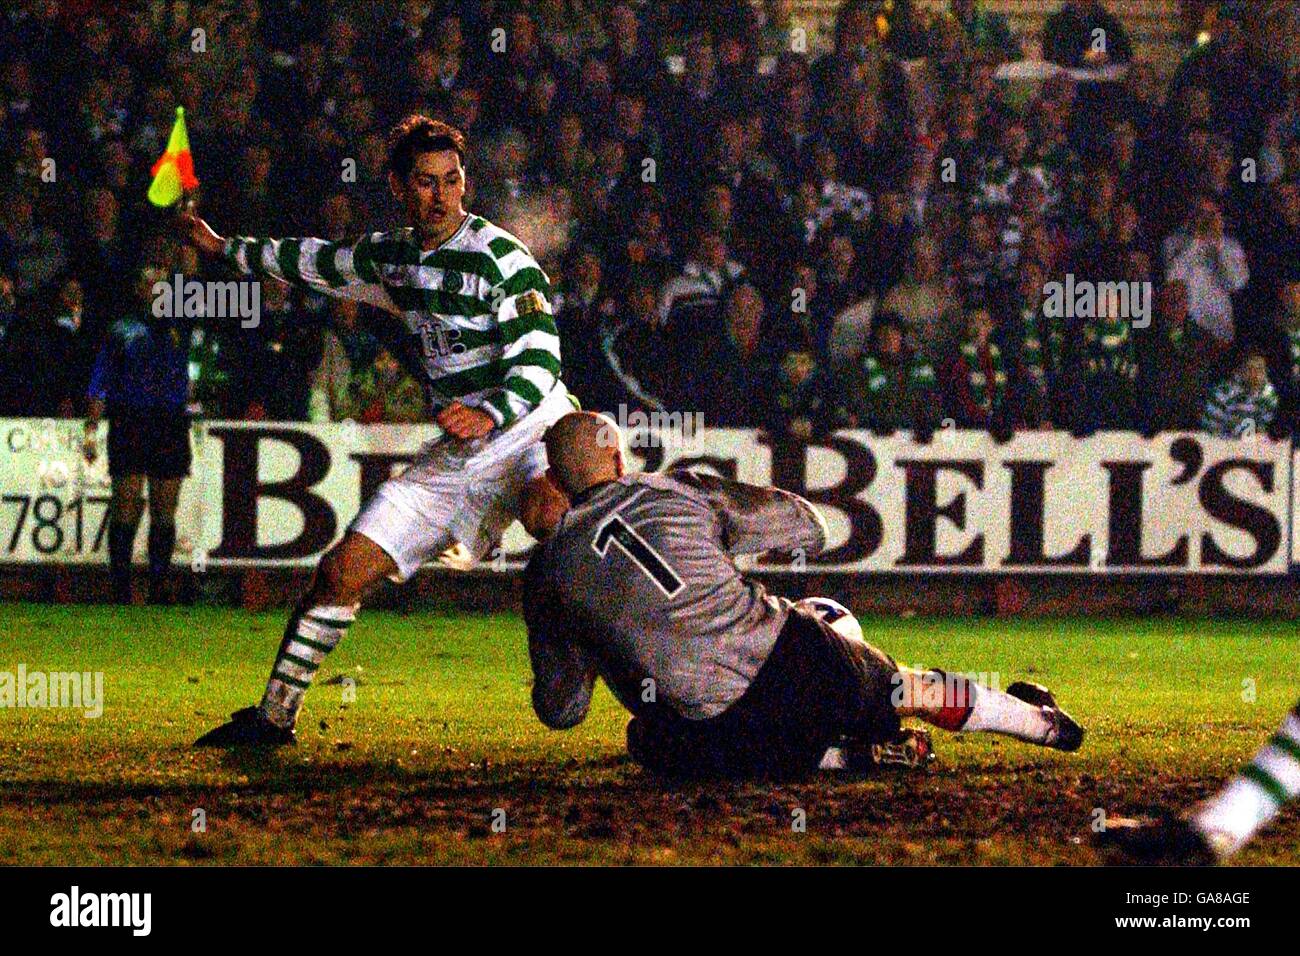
[{"x1": 920, "y1": 670, "x2": 974, "y2": 731}]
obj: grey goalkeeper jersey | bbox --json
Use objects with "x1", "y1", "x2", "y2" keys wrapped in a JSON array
[{"x1": 523, "y1": 470, "x2": 828, "y2": 727}]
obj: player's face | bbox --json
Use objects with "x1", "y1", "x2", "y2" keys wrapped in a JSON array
[{"x1": 395, "y1": 149, "x2": 466, "y2": 238}]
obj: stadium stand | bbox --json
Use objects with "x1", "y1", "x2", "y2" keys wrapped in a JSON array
[{"x1": 0, "y1": 0, "x2": 1297, "y2": 441}]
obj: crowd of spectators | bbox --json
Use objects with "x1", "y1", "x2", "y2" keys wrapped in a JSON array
[{"x1": 0, "y1": 0, "x2": 1297, "y2": 442}]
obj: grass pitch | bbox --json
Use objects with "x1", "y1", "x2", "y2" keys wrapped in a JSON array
[{"x1": 2, "y1": 602, "x2": 1298, "y2": 865}]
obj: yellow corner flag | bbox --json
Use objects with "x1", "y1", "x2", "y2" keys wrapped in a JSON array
[{"x1": 148, "y1": 106, "x2": 199, "y2": 207}]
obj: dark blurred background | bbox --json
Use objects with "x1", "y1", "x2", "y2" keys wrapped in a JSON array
[{"x1": 0, "y1": 0, "x2": 1297, "y2": 441}]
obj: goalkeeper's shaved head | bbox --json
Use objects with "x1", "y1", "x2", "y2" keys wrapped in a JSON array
[{"x1": 544, "y1": 412, "x2": 625, "y2": 498}]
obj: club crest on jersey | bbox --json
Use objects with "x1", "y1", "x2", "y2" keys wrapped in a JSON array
[
  {"x1": 516, "y1": 289, "x2": 546, "y2": 315},
  {"x1": 442, "y1": 270, "x2": 463, "y2": 294}
]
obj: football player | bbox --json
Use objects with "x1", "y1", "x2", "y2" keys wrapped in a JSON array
[
  {"x1": 523, "y1": 412, "x2": 1084, "y2": 778},
  {"x1": 188, "y1": 116, "x2": 573, "y2": 745}
]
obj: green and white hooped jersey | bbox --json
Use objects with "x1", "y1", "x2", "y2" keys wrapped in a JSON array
[{"x1": 224, "y1": 214, "x2": 562, "y2": 428}]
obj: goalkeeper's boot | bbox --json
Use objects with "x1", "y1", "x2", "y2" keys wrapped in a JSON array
[
  {"x1": 1094, "y1": 814, "x2": 1218, "y2": 865},
  {"x1": 1006, "y1": 680, "x2": 1085, "y2": 752},
  {"x1": 867, "y1": 727, "x2": 936, "y2": 770},
  {"x1": 194, "y1": 706, "x2": 296, "y2": 747},
  {"x1": 820, "y1": 728, "x2": 936, "y2": 773}
]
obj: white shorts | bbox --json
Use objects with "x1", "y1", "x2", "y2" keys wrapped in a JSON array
[{"x1": 350, "y1": 385, "x2": 574, "y2": 581}]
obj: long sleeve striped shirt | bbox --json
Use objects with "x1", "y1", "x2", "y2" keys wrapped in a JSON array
[{"x1": 222, "y1": 214, "x2": 563, "y2": 427}]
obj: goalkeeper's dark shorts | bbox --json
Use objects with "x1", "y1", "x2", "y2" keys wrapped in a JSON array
[
  {"x1": 625, "y1": 606, "x2": 901, "y2": 780},
  {"x1": 107, "y1": 408, "x2": 192, "y2": 479}
]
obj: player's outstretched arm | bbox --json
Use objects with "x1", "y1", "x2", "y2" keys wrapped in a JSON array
[
  {"x1": 179, "y1": 210, "x2": 399, "y2": 314},
  {"x1": 685, "y1": 472, "x2": 829, "y2": 559},
  {"x1": 522, "y1": 568, "x2": 596, "y2": 730},
  {"x1": 527, "y1": 627, "x2": 597, "y2": 731}
]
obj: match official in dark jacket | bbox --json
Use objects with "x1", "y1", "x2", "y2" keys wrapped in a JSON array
[{"x1": 83, "y1": 264, "x2": 192, "y2": 604}]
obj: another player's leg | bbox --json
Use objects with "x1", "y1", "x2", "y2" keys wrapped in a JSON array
[
  {"x1": 145, "y1": 476, "x2": 181, "y2": 605},
  {"x1": 1098, "y1": 701, "x2": 1300, "y2": 864},
  {"x1": 259, "y1": 532, "x2": 396, "y2": 726},
  {"x1": 893, "y1": 667, "x2": 1085, "y2": 752},
  {"x1": 195, "y1": 532, "x2": 397, "y2": 746},
  {"x1": 197, "y1": 399, "x2": 565, "y2": 748},
  {"x1": 107, "y1": 474, "x2": 144, "y2": 604},
  {"x1": 1192, "y1": 704, "x2": 1300, "y2": 855}
]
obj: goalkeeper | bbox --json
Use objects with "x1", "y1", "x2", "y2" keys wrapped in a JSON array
[
  {"x1": 189, "y1": 115, "x2": 572, "y2": 746},
  {"x1": 524, "y1": 412, "x2": 1085, "y2": 779}
]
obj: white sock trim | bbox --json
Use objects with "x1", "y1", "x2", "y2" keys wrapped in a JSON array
[
  {"x1": 304, "y1": 604, "x2": 358, "y2": 622},
  {"x1": 296, "y1": 617, "x2": 345, "y2": 646},
  {"x1": 961, "y1": 684, "x2": 1053, "y2": 744},
  {"x1": 819, "y1": 747, "x2": 847, "y2": 771}
]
